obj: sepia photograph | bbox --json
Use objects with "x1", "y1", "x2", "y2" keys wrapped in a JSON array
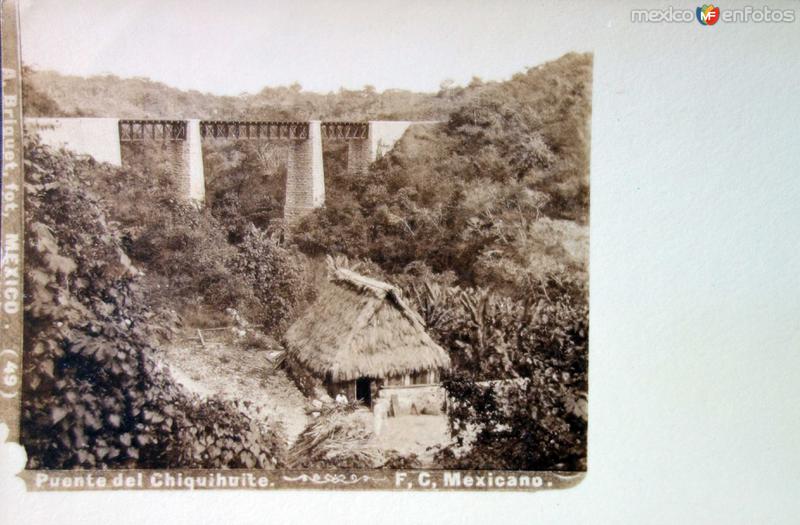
[
  {"x1": 3, "y1": 0, "x2": 800, "y2": 523},
  {"x1": 2, "y1": 0, "x2": 590, "y2": 488}
]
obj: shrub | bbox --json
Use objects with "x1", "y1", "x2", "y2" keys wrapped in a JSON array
[
  {"x1": 437, "y1": 372, "x2": 587, "y2": 471},
  {"x1": 230, "y1": 226, "x2": 312, "y2": 332},
  {"x1": 97, "y1": 137, "x2": 309, "y2": 331},
  {"x1": 86, "y1": 140, "x2": 260, "y2": 324},
  {"x1": 91, "y1": 139, "x2": 313, "y2": 333},
  {"x1": 381, "y1": 451, "x2": 422, "y2": 469},
  {"x1": 202, "y1": 139, "x2": 287, "y2": 235},
  {"x1": 287, "y1": 404, "x2": 383, "y2": 468},
  {"x1": 282, "y1": 353, "x2": 324, "y2": 398}
]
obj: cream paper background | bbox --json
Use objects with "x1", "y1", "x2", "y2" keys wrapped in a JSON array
[{"x1": 2, "y1": 0, "x2": 799, "y2": 523}]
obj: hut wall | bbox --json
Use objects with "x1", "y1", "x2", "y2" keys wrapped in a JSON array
[
  {"x1": 378, "y1": 385, "x2": 446, "y2": 416},
  {"x1": 385, "y1": 370, "x2": 440, "y2": 387}
]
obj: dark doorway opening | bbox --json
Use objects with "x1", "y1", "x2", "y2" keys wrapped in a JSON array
[{"x1": 356, "y1": 377, "x2": 372, "y2": 406}]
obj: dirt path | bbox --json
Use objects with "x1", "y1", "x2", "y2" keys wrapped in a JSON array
[
  {"x1": 370, "y1": 414, "x2": 450, "y2": 466},
  {"x1": 161, "y1": 340, "x2": 309, "y2": 446}
]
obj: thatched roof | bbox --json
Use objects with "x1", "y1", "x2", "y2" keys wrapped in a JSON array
[{"x1": 285, "y1": 268, "x2": 451, "y2": 382}]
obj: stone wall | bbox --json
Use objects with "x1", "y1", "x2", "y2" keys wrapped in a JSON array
[
  {"x1": 343, "y1": 121, "x2": 420, "y2": 177},
  {"x1": 284, "y1": 120, "x2": 324, "y2": 224},
  {"x1": 368, "y1": 121, "x2": 415, "y2": 161},
  {"x1": 25, "y1": 118, "x2": 122, "y2": 165},
  {"x1": 377, "y1": 385, "x2": 447, "y2": 416}
]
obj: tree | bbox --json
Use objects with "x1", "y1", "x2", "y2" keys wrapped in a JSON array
[{"x1": 230, "y1": 226, "x2": 311, "y2": 332}]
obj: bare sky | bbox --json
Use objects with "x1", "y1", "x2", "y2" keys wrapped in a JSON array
[{"x1": 19, "y1": 0, "x2": 599, "y2": 95}]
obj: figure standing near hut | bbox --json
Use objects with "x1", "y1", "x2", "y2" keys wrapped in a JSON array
[{"x1": 372, "y1": 397, "x2": 390, "y2": 436}]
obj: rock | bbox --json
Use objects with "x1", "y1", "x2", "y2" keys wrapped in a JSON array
[
  {"x1": 101, "y1": 247, "x2": 137, "y2": 280},
  {"x1": 311, "y1": 399, "x2": 323, "y2": 409}
]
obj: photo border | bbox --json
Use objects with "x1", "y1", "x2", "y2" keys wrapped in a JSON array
[{"x1": 0, "y1": 0, "x2": 587, "y2": 492}]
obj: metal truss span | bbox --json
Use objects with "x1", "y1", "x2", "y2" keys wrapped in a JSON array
[
  {"x1": 119, "y1": 120, "x2": 187, "y2": 142},
  {"x1": 321, "y1": 121, "x2": 369, "y2": 140},
  {"x1": 200, "y1": 120, "x2": 310, "y2": 140},
  {"x1": 118, "y1": 120, "x2": 372, "y2": 142}
]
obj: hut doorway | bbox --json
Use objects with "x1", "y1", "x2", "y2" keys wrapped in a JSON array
[{"x1": 356, "y1": 377, "x2": 372, "y2": 406}]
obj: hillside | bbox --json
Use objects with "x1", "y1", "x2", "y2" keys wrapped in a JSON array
[
  {"x1": 297, "y1": 52, "x2": 592, "y2": 290},
  {"x1": 24, "y1": 68, "x2": 444, "y2": 121},
  {"x1": 23, "y1": 52, "x2": 591, "y2": 127}
]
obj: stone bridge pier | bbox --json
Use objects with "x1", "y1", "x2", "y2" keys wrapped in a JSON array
[
  {"x1": 322, "y1": 122, "x2": 372, "y2": 177},
  {"x1": 284, "y1": 121, "x2": 324, "y2": 225}
]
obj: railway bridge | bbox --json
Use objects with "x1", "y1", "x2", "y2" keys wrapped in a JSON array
[{"x1": 26, "y1": 117, "x2": 427, "y2": 223}]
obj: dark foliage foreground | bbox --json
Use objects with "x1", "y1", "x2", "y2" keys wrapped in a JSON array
[{"x1": 21, "y1": 140, "x2": 286, "y2": 469}]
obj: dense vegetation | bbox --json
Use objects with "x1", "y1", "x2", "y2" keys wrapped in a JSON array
[
  {"x1": 22, "y1": 52, "x2": 591, "y2": 471},
  {"x1": 22, "y1": 139, "x2": 286, "y2": 468},
  {"x1": 411, "y1": 281, "x2": 588, "y2": 470},
  {"x1": 94, "y1": 141, "x2": 312, "y2": 331}
]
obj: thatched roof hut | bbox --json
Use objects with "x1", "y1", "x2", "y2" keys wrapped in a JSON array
[{"x1": 285, "y1": 268, "x2": 450, "y2": 383}]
